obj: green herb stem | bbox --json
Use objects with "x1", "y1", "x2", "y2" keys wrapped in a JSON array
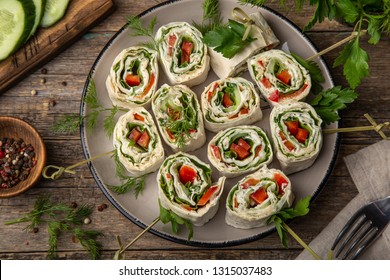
[{"x1": 281, "y1": 222, "x2": 322, "y2": 260}]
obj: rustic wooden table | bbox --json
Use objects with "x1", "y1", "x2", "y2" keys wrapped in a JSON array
[{"x1": 0, "y1": 0, "x2": 389, "y2": 260}]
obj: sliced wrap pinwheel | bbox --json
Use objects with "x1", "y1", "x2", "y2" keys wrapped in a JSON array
[
  {"x1": 106, "y1": 46, "x2": 159, "y2": 109},
  {"x1": 226, "y1": 166, "x2": 294, "y2": 229},
  {"x1": 270, "y1": 101, "x2": 323, "y2": 174},
  {"x1": 208, "y1": 12, "x2": 279, "y2": 79},
  {"x1": 152, "y1": 84, "x2": 206, "y2": 152},
  {"x1": 201, "y1": 77, "x2": 262, "y2": 132},
  {"x1": 248, "y1": 49, "x2": 311, "y2": 106},
  {"x1": 157, "y1": 152, "x2": 226, "y2": 226},
  {"x1": 208, "y1": 125, "x2": 273, "y2": 178},
  {"x1": 113, "y1": 107, "x2": 164, "y2": 176},
  {"x1": 155, "y1": 21, "x2": 210, "y2": 87}
]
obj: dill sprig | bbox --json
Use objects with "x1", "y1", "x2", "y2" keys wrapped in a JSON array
[
  {"x1": 72, "y1": 228, "x2": 104, "y2": 260},
  {"x1": 165, "y1": 114, "x2": 193, "y2": 149},
  {"x1": 193, "y1": 0, "x2": 223, "y2": 35},
  {"x1": 51, "y1": 114, "x2": 83, "y2": 134},
  {"x1": 237, "y1": 0, "x2": 267, "y2": 7},
  {"x1": 108, "y1": 149, "x2": 146, "y2": 198},
  {"x1": 51, "y1": 78, "x2": 125, "y2": 137},
  {"x1": 107, "y1": 175, "x2": 146, "y2": 198},
  {"x1": 163, "y1": 96, "x2": 198, "y2": 148},
  {"x1": 112, "y1": 149, "x2": 127, "y2": 179},
  {"x1": 5, "y1": 196, "x2": 103, "y2": 260},
  {"x1": 127, "y1": 15, "x2": 158, "y2": 50}
]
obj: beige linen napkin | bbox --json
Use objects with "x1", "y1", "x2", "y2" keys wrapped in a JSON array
[{"x1": 297, "y1": 140, "x2": 390, "y2": 259}]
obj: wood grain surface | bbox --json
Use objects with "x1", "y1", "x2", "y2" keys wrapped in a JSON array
[
  {"x1": 0, "y1": 0, "x2": 389, "y2": 260},
  {"x1": 0, "y1": 117, "x2": 47, "y2": 198},
  {"x1": 0, "y1": 0, "x2": 115, "y2": 93}
]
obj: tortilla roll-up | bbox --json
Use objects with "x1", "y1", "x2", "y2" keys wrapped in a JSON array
[
  {"x1": 208, "y1": 125, "x2": 273, "y2": 178},
  {"x1": 113, "y1": 107, "x2": 164, "y2": 176},
  {"x1": 208, "y1": 12, "x2": 279, "y2": 79},
  {"x1": 106, "y1": 46, "x2": 159, "y2": 109},
  {"x1": 226, "y1": 166, "x2": 294, "y2": 229},
  {"x1": 157, "y1": 152, "x2": 226, "y2": 226},
  {"x1": 152, "y1": 84, "x2": 206, "y2": 152},
  {"x1": 248, "y1": 49, "x2": 311, "y2": 106},
  {"x1": 155, "y1": 22, "x2": 210, "y2": 87},
  {"x1": 270, "y1": 101, "x2": 323, "y2": 174},
  {"x1": 201, "y1": 77, "x2": 262, "y2": 132}
]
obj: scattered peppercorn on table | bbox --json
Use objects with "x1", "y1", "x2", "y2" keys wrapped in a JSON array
[{"x1": 0, "y1": 0, "x2": 389, "y2": 260}]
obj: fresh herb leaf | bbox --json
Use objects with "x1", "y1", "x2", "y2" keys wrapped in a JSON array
[
  {"x1": 309, "y1": 86, "x2": 358, "y2": 124},
  {"x1": 159, "y1": 200, "x2": 193, "y2": 240},
  {"x1": 367, "y1": 15, "x2": 382, "y2": 44},
  {"x1": 203, "y1": 19, "x2": 254, "y2": 58},
  {"x1": 193, "y1": 0, "x2": 223, "y2": 35},
  {"x1": 333, "y1": 37, "x2": 369, "y2": 89},
  {"x1": 268, "y1": 196, "x2": 322, "y2": 259},
  {"x1": 87, "y1": 110, "x2": 101, "y2": 134},
  {"x1": 107, "y1": 175, "x2": 146, "y2": 198},
  {"x1": 379, "y1": 0, "x2": 390, "y2": 34},
  {"x1": 72, "y1": 228, "x2": 104, "y2": 260},
  {"x1": 335, "y1": 0, "x2": 360, "y2": 23},
  {"x1": 84, "y1": 79, "x2": 101, "y2": 109},
  {"x1": 52, "y1": 114, "x2": 83, "y2": 134},
  {"x1": 291, "y1": 52, "x2": 325, "y2": 94},
  {"x1": 238, "y1": 0, "x2": 307, "y2": 10},
  {"x1": 203, "y1": 0, "x2": 221, "y2": 21},
  {"x1": 47, "y1": 221, "x2": 69, "y2": 260},
  {"x1": 127, "y1": 16, "x2": 157, "y2": 49},
  {"x1": 112, "y1": 149, "x2": 127, "y2": 179},
  {"x1": 238, "y1": 0, "x2": 267, "y2": 7},
  {"x1": 104, "y1": 106, "x2": 119, "y2": 137},
  {"x1": 64, "y1": 204, "x2": 94, "y2": 225},
  {"x1": 268, "y1": 196, "x2": 310, "y2": 247},
  {"x1": 5, "y1": 196, "x2": 103, "y2": 259},
  {"x1": 165, "y1": 95, "x2": 199, "y2": 148},
  {"x1": 303, "y1": 0, "x2": 337, "y2": 32}
]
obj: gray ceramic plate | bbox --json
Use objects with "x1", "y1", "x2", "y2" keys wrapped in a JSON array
[{"x1": 81, "y1": 0, "x2": 339, "y2": 247}]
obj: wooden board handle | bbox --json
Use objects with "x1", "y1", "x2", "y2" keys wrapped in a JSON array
[{"x1": 0, "y1": 0, "x2": 115, "y2": 94}]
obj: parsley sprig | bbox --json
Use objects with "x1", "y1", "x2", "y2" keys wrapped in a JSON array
[
  {"x1": 268, "y1": 196, "x2": 322, "y2": 260},
  {"x1": 159, "y1": 200, "x2": 193, "y2": 240},
  {"x1": 203, "y1": 19, "x2": 255, "y2": 58},
  {"x1": 5, "y1": 196, "x2": 103, "y2": 260},
  {"x1": 291, "y1": 52, "x2": 325, "y2": 95},
  {"x1": 239, "y1": 0, "x2": 390, "y2": 89},
  {"x1": 309, "y1": 86, "x2": 358, "y2": 124}
]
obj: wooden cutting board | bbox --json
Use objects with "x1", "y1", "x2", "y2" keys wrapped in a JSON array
[{"x1": 0, "y1": 0, "x2": 115, "y2": 94}]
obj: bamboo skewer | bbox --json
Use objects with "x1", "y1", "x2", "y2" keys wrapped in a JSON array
[
  {"x1": 42, "y1": 150, "x2": 115, "y2": 180},
  {"x1": 305, "y1": 30, "x2": 367, "y2": 61},
  {"x1": 323, "y1": 114, "x2": 389, "y2": 140},
  {"x1": 115, "y1": 217, "x2": 160, "y2": 259}
]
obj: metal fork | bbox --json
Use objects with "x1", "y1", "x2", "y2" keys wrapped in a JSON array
[{"x1": 331, "y1": 196, "x2": 390, "y2": 259}]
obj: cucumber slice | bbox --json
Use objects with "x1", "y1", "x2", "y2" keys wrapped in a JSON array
[
  {"x1": 28, "y1": 0, "x2": 46, "y2": 38},
  {"x1": 40, "y1": 0, "x2": 70, "y2": 28},
  {"x1": 0, "y1": 0, "x2": 36, "y2": 61}
]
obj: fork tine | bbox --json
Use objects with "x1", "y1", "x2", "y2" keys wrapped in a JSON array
[
  {"x1": 334, "y1": 215, "x2": 367, "y2": 258},
  {"x1": 331, "y1": 208, "x2": 365, "y2": 251},
  {"x1": 350, "y1": 228, "x2": 380, "y2": 260},
  {"x1": 340, "y1": 222, "x2": 375, "y2": 259}
]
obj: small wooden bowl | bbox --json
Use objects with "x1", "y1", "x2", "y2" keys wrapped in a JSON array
[{"x1": 0, "y1": 116, "x2": 47, "y2": 198}]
